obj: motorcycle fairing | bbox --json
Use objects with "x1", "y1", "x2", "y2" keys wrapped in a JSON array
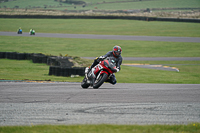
[{"x1": 102, "y1": 60, "x2": 116, "y2": 73}]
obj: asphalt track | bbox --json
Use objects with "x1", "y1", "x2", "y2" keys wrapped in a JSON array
[
  {"x1": 1, "y1": 31, "x2": 200, "y2": 42},
  {"x1": 1, "y1": 32, "x2": 200, "y2": 126},
  {"x1": 0, "y1": 82, "x2": 200, "y2": 126}
]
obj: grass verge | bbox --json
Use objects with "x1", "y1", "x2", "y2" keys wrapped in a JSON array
[
  {"x1": 0, "y1": 59, "x2": 82, "y2": 82},
  {"x1": 0, "y1": 36, "x2": 200, "y2": 57},
  {"x1": 0, "y1": 123, "x2": 200, "y2": 133},
  {"x1": 0, "y1": 59, "x2": 200, "y2": 84},
  {"x1": 0, "y1": 18, "x2": 200, "y2": 37}
]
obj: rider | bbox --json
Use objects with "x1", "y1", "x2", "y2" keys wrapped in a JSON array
[
  {"x1": 86, "y1": 45, "x2": 123, "y2": 85},
  {"x1": 18, "y1": 27, "x2": 22, "y2": 32},
  {"x1": 30, "y1": 29, "x2": 35, "y2": 33},
  {"x1": 30, "y1": 29, "x2": 33, "y2": 34}
]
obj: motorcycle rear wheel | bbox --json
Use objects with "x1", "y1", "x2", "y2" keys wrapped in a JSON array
[
  {"x1": 81, "y1": 77, "x2": 90, "y2": 89},
  {"x1": 93, "y1": 73, "x2": 108, "y2": 89}
]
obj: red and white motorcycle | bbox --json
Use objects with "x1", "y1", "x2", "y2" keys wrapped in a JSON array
[{"x1": 81, "y1": 57, "x2": 118, "y2": 89}]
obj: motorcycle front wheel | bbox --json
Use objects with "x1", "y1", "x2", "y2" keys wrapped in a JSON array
[{"x1": 93, "y1": 73, "x2": 108, "y2": 89}]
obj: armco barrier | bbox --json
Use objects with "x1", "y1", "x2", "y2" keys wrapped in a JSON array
[{"x1": 0, "y1": 52, "x2": 85, "y2": 77}]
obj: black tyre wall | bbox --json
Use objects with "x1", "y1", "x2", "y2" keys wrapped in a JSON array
[
  {"x1": 32, "y1": 53, "x2": 48, "y2": 63},
  {"x1": 49, "y1": 66, "x2": 85, "y2": 77},
  {"x1": 0, "y1": 52, "x2": 6, "y2": 58},
  {"x1": 17, "y1": 53, "x2": 26, "y2": 60}
]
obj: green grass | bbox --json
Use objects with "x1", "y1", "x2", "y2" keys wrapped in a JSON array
[
  {"x1": 118, "y1": 65, "x2": 200, "y2": 84},
  {"x1": 0, "y1": 59, "x2": 82, "y2": 82},
  {"x1": 0, "y1": 59, "x2": 200, "y2": 84},
  {"x1": 1, "y1": 19, "x2": 200, "y2": 37},
  {"x1": 0, "y1": 123, "x2": 200, "y2": 133},
  {"x1": 0, "y1": 36, "x2": 200, "y2": 57},
  {"x1": 81, "y1": 0, "x2": 200, "y2": 10}
]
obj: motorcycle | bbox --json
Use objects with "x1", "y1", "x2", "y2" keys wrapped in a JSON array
[
  {"x1": 17, "y1": 29, "x2": 22, "y2": 34},
  {"x1": 29, "y1": 30, "x2": 35, "y2": 35},
  {"x1": 81, "y1": 57, "x2": 118, "y2": 89}
]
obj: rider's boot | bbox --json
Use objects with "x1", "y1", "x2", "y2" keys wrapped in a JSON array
[{"x1": 106, "y1": 74, "x2": 117, "y2": 85}]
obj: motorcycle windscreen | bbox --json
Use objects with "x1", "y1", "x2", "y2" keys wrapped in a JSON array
[{"x1": 103, "y1": 60, "x2": 116, "y2": 71}]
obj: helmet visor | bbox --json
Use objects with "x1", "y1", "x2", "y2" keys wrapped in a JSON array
[{"x1": 114, "y1": 50, "x2": 121, "y2": 56}]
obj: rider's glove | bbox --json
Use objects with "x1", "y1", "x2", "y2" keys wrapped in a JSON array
[
  {"x1": 116, "y1": 68, "x2": 120, "y2": 72},
  {"x1": 97, "y1": 56, "x2": 105, "y2": 62},
  {"x1": 99, "y1": 56, "x2": 105, "y2": 60},
  {"x1": 113, "y1": 67, "x2": 120, "y2": 72}
]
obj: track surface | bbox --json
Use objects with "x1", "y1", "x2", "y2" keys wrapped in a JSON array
[
  {"x1": 1, "y1": 32, "x2": 200, "y2": 42},
  {"x1": 0, "y1": 82, "x2": 200, "y2": 125}
]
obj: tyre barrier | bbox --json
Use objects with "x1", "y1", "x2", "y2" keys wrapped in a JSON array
[
  {"x1": 0, "y1": 52, "x2": 6, "y2": 58},
  {"x1": 24, "y1": 53, "x2": 33, "y2": 60},
  {"x1": 49, "y1": 66, "x2": 85, "y2": 77},
  {"x1": 16, "y1": 53, "x2": 26, "y2": 60},
  {"x1": 47, "y1": 56, "x2": 60, "y2": 66},
  {"x1": 5, "y1": 52, "x2": 17, "y2": 59},
  {"x1": 1, "y1": 52, "x2": 32, "y2": 60},
  {"x1": 31, "y1": 53, "x2": 48, "y2": 63},
  {"x1": 1, "y1": 52, "x2": 86, "y2": 77},
  {"x1": 54, "y1": 56, "x2": 74, "y2": 67},
  {"x1": 47, "y1": 56, "x2": 74, "y2": 67}
]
